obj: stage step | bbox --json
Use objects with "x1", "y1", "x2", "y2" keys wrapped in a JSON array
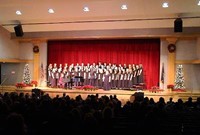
[{"x1": 0, "y1": 85, "x2": 16, "y2": 93}]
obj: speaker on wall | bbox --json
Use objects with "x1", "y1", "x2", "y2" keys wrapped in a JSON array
[
  {"x1": 14, "y1": 24, "x2": 24, "y2": 37},
  {"x1": 174, "y1": 18, "x2": 183, "y2": 32}
]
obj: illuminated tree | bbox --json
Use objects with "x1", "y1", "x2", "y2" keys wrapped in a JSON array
[
  {"x1": 23, "y1": 64, "x2": 31, "y2": 84},
  {"x1": 174, "y1": 65, "x2": 186, "y2": 89}
]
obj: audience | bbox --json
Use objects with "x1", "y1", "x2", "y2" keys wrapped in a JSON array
[
  {"x1": 3, "y1": 112, "x2": 27, "y2": 135},
  {"x1": 0, "y1": 92, "x2": 200, "y2": 135}
]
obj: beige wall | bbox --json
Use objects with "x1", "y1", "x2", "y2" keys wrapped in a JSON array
[
  {"x1": 18, "y1": 41, "x2": 48, "y2": 86},
  {"x1": 18, "y1": 42, "x2": 34, "y2": 82},
  {"x1": 176, "y1": 39, "x2": 200, "y2": 92},
  {"x1": 39, "y1": 42, "x2": 48, "y2": 86},
  {"x1": 160, "y1": 39, "x2": 168, "y2": 90},
  {"x1": 0, "y1": 26, "x2": 21, "y2": 84},
  {"x1": 197, "y1": 38, "x2": 200, "y2": 59},
  {"x1": 0, "y1": 26, "x2": 19, "y2": 58},
  {"x1": 176, "y1": 40, "x2": 197, "y2": 60},
  {"x1": 19, "y1": 43, "x2": 33, "y2": 60},
  {"x1": 160, "y1": 38, "x2": 200, "y2": 92}
]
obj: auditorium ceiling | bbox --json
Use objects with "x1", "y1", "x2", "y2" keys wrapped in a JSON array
[
  {"x1": 0, "y1": 0, "x2": 200, "y2": 41},
  {"x1": 0, "y1": 0, "x2": 199, "y2": 33}
]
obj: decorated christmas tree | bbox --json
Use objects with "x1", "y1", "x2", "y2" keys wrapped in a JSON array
[
  {"x1": 23, "y1": 64, "x2": 31, "y2": 84},
  {"x1": 174, "y1": 64, "x2": 186, "y2": 89}
]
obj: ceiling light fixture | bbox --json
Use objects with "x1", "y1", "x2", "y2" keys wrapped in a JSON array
[
  {"x1": 162, "y1": 2, "x2": 169, "y2": 8},
  {"x1": 198, "y1": 1, "x2": 200, "y2": 5},
  {"x1": 121, "y1": 4, "x2": 128, "y2": 10},
  {"x1": 16, "y1": 10, "x2": 22, "y2": 15},
  {"x1": 83, "y1": 6, "x2": 89, "y2": 12},
  {"x1": 48, "y1": 8, "x2": 54, "y2": 13}
]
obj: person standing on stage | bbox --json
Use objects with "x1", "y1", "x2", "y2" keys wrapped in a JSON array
[
  {"x1": 63, "y1": 66, "x2": 69, "y2": 88},
  {"x1": 132, "y1": 64, "x2": 137, "y2": 85},
  {"x1": 121, "y1": 67, "x2": 125, "y2": 89},
  {"x1": 116, "y1": 66, "x2": 121, "y2": 89},
  {"x1": 64, "y1": 63, "x2": 68, "y2": 71},
  {"x1": 57, "y1": 64, "x2": 63, "y2": 86},
  {"x1": 54, "y1": 63, "x2": 61, "y2": 87},
  {"x1": 58, "y1": 71, "x2": 65, "y2": 88},
  {"x1": 123, "y1": 63, "x2": 127, "y2": 70},
  {"x1": 74, "y1": 63, "x2": 80, "y2": 86},
  {"x1": 47, "y1": 63, "x2": 53, "y2": 87},
  {"x1": 63, "y1": 63, "x2": 68, "y2": 75},
  {"x1": 95, "y1": 65, "x2": 99, "y2": 87},
  {"x1": 103, "y1": 62, "x2": 107, "y2": 69},
  {"x1": 51, "y1": 63, "x2": 58, "y2": 87},
  {"x1": 111, "y1": 64, "x2": 116, "y2": 89},
  {"x1": 108, "y1": 65, "x2": 113, "y2": 89},
  {"x1": 84, "y1": 63, "x2": 90, "y2": 85},
  {"x1": 118, "y1": 64, "x2": 122, "y2": 88},
  {"x1": 103, "y1": 69, "x2": 111, "y2": 90},
  {"x1": 89, "y1": 64, "x2": 96, "y2": 86},
  {"x1": 137, "y1": 64, "x2": 144, "y2": 84},
  {"x1": 98, "y1": 65, "x2": 104, "y2": 89},
  {"x1": 128, "y1": 64, "x2": 133, "y2": 89},
  {"x1": 79, "y1": 63, "x2": 84, "y2": 86},
  {"x1": 113, "y1": 66, "x2": 118, "y2": 89},
  {"x1": 98, "y1": 61, "x2": 102, "y2": 68},
  {"x1": 136, "y1": 64, "x2": 140, "y2": 84},
  {"x1": 68, "y1": 63, "x2": 75, "y2": 88},
  {"x1": 124, "y1": 68, "x2": 129, "y2": 89},
  {"x1": 108, "y1": 63, "x2": 112, "y2": 68}
]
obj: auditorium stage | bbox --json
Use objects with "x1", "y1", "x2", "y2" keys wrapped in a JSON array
[{"x1": 1, "y1": 86, "x2": 200, "y2": 106}]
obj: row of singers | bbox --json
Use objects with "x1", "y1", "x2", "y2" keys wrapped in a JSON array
[{"x1": 47, "y1": 62, "x2": 144, "y2": 90}]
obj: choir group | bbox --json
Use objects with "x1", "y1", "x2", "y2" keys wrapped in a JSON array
[{"x1": 47, "y1": 62, "x2": 144, "y2": 90}]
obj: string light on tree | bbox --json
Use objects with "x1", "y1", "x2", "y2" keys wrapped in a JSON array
[
  {"x1": 23, "y1": 64, "x2": 31, "y2": 84},
  {"x1": 174, "y1": 64, "x2": 186, "y2": 89}
]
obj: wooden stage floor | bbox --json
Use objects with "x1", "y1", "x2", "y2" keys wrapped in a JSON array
[{"x1": 2, "y1": 86, "x2": 200, "y2": 106}]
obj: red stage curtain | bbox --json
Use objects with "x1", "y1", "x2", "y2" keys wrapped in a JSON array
[{"x1": 48, "y1": 39, "x2": 160, "y2": 89}]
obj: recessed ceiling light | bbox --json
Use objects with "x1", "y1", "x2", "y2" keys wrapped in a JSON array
[
  {"x1": 16, "y1": 10, "x2": 22, "y2": 15},
  {"x1": 121, "y1": 4, "x2": 128, "y2": 10},
  {"x1": 48, "y1": 8, "x2": 54, "y2": 13},
  {"x1": 83, "y1": 6, "x2": 89, "y2": 12},
  {"x1": 198, "y1": 1, "x2": 200, "y2": 5},
  {"x1": 162, "y1": 2, "x2": 169, "y2": 8}
]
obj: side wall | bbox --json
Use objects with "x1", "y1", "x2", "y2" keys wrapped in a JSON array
[
  {"x1": 160, "y1": 38, "x2": 200, "y2": 92},
  {"x1": 0, "y1": 26, "x2": 19, "y2": 58},
  {"x1": 39, "y1": 42, "x2": 48, "y2": 86},
  {"x1": 0, "y1": 26, "x2": 20, "y2": 85},
  {"x1": 160, "y1": 39, "x2": 168, "y2": 90}
]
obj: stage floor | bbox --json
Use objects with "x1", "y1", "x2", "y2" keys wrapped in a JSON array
[{"x1": 2, "y1": 86, "x2": 200, "y2": 106}]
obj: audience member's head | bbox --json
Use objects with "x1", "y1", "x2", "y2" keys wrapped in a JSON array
[{"x1": 4, "y1": 112, "x2": 27, "y2": 135}]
